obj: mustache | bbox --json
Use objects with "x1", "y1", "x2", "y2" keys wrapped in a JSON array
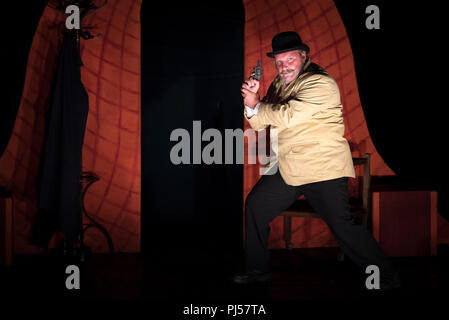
[{"x1": 280, "y1": 69, "x2": 295, "y2": 75}]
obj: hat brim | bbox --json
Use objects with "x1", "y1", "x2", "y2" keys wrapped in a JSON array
[{"x1": 266, "y1": 44, "x2": 310, "y2": 58}]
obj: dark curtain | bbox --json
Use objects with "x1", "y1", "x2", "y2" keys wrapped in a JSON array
[
  {"x1": 32, "y1": 33, "x2": 89, "y2": 247},
  {"x1": 1, "y1": 2, "x2": 45, "y2": 157},
  {"x1": 141, "y1": 0, "x2": 245, "y2": 253}
]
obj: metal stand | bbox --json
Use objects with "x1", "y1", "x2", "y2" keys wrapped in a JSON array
[
  {"x1": 78, "y1": 171, "x2": 114, "y2": 261},
  {"x1": 46, "y1": 171, "x2": 114, "y2": 262}
]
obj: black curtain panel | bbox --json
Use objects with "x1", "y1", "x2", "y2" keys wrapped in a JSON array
[
  {"x1": 335, "y1": 0, "x2": 446, "y2": 219},
  {"x1": 32, "y1": 34, "x2": 89, "y2": 247},
  {"x1": 1, "y1": 2, "x2": 46, "y2": 157},
  {"x1": 141, "y1": 0, "x2": 245, "y2": 253},
  {"x1": 334, "y1": 0, "x2": 443, "y2": 184}
]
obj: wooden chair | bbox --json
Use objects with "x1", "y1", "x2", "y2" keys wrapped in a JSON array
[{"x1": 280, "y1": 153, "x2": 372, "y2": 262}]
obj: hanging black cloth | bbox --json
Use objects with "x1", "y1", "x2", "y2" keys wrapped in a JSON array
[{"x1": 32, "y1": 33, "x2": 89, "y2": 247}]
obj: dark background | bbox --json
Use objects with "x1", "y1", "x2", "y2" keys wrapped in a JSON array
[
  {"x1": 334, "y1": 0, "x2": 444, "y2": 183},
  {"x1": 2, "y1": 1, "x2": 446, "y2": 256},
  {"x1": 333, "y1": 0, "x2": 445, "y2": 217},
  {"x1": 1, "y1": 2, "x2": 46, "y2": 157}
]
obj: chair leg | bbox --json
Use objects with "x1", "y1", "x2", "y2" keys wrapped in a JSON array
[{"x1": 283, "y1": 216, "x2": 293, "y2": 249}]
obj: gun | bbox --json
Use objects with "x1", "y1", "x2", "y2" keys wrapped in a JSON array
[
  {"x1": 244, "y1": 60, "x2": 263, "y2": 88},
  {"x1": 243, "y1": 60, "x2": 262, "y2": 109},
  {"x1": 252, "y1": 59, "x2": 263, "y2": 81}
]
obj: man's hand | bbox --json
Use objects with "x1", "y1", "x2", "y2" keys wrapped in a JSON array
[
  {"x1": 243, "y1": 72, "x2": 260, "y2": 93},
  {"x1": 241, "y1": 88, "x2": 260, "y2": 109},
  {"x1": 242, "y1": 72, "x2": 260, "y2": 109}
]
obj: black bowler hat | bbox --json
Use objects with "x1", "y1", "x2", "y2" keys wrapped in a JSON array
[{"x1": 266, "y1": 31, "x2": 310, "y2": 58}]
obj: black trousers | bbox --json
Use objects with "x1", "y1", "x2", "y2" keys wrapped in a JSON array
[{"x1": 244, "y1": 170, "x2": 397, "y2": 280}]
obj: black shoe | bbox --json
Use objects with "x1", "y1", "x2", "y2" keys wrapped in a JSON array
[
  {"x1": 379, "y1": 272, "x2": 402, "y2": 291},
  {"x1": 230, "y1": 270, "x2": 272, "y2": 285}
]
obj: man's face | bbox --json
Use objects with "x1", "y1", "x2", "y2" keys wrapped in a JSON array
[{"x1": 274, "y1": 50, "x2": 307, "y2": 84}]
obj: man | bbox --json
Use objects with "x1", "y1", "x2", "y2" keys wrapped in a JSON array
[{"x1": 232, "y1": 31, "x2": 401, "y2": 291}]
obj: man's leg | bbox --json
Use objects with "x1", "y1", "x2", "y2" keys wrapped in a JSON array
[
  {"x1": 303, "y1": 177, "x2": 398, "y2": 281},
  {"x1": 244, "y1": 170, "x2": 303, "y2": 273}
]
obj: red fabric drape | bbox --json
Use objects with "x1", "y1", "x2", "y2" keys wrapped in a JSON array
[{"x1": 0, "y1": 0, "x2": 141, "y2": 253}]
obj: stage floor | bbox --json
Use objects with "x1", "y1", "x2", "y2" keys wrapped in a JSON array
[{"x1": 2, "y1": 245, "x2": 449, "y2": 312}]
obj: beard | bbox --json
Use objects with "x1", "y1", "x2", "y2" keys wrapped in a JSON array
[{"x1": 280, "y1": 69, "x2": 299, "y2": 84}]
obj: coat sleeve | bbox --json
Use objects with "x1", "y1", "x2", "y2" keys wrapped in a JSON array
[
  {"x1": 243, "y1": 81, "x2": 277, "y2": 131},
  {"x1": 246, "y1": 74, "x2": 337, "y2": 129},
  {"x1": 243, "y1": 106, "x2": 269, "y2": 131}
]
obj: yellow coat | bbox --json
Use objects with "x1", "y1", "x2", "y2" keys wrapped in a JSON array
[{"x1": 244, "y1": 58, "x2": 355, "y2": 186}]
